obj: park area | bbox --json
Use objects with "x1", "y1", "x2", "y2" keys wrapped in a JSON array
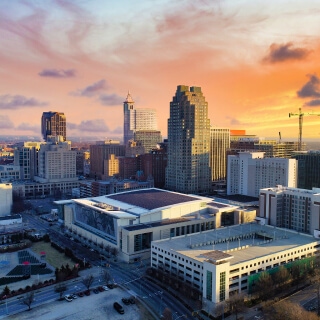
[{"x1": 31, "y1": 241, "x2": 75, "y2": 269}]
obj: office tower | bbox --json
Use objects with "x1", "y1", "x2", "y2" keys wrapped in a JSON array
[
  {"x1": 227, "y1": 152, "x2": 297, "y2": 197},
  {"x1": 133, "y1": 130, "x2": 162, "y2": 153},
  {"x1": 123, "y1": 92, "x2": 157, "y2": 145},
  {"x1": 292, "y1": 151, "x2": 320, "y2": 189},
  {"x1": 89, "y1": 141, "x2": 126, "y2": 179},
  {"x1": 35, "y1": 139, "x2": 77, "y2": 183},
  {"x1": 14, "y1": 141, "x2": 44, "y2": 180},
  {"x1": 41, "y1": 111, "x2": 66, "y2": 141},
  {"x1": 210, "y1": 127, "x2": 230, "y2": 182},
  {"x1": 166, "y1": 85, "x2": 211, "y2": 194},
  {"x1": 259, "y1": 186, "x2": 320, "y2": 235}
]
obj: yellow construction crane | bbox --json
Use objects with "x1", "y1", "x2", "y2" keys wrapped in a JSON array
[{"x1": 289, "y1": 107, "x2": 320, "y2": 151}]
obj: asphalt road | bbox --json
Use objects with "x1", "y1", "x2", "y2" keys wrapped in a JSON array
[{"x1": 6, "y1": 212, "x2": 193, "y2": 319}]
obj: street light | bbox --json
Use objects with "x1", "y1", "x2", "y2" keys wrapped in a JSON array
[{"x1": 3, "y1": 295, "x2": 8, "y2": 315}]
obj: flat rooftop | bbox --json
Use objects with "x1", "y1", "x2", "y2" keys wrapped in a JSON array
[
  {"x1": 152, "y1": 223, "x2": 319, "y2": 265},
  {"x1": 107, "y1": 188, "x2": 201, "y2": 210}
]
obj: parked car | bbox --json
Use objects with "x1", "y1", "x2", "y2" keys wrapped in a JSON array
[
  {"x1": 107, "y1": 283, "x2": 114, "y2": 289},
  {"x1": 93, "y1": 289, "x2": 99, "y2": 294},
  {"x1": 98, "y1": 286, "x2": 104, "y2": 292},
  {"x1": 122, "y1": 298, "x2": 130, "y2": 305},
  {"x1": 102, "y1": 286, "x2": 109, "y2": 291},
  {"x1": 65, "y1": 295, "x2": 73, "y2": 302},
  {"x1": 113, "y1": 302, "x2": 124, "y2": 314},
  {"x1": 77, "y1": 292, "x2": 84, "y2": 297},
  {"x1": 84, "y1": 290, "x2": 90, "y2": 296},
  {"x1": 71, "y1": 294, "x2": 78, "y2": 299},
  {"x1": 129, "y1": 297, "x2": 135, "y2": 304}
]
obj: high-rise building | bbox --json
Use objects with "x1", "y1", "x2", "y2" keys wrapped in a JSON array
[
  {"x1": 227, "y1": 152, "x2": 297, "y2": 197},
  {"x1": 259, "y1": 186, "x2": 320, "y2": 235},
  {"x1": 166, "y1": 85, "x2": 211, "y2": 194},
  {"x1": 41, "y1": 111, "x2": 66, "y2": 141},
  {"x1": 35, "y1": 138, "x2": 77, "y2": 183},
  {"x1": 210, "y1": 127, "x2": 230, "y2": 182},
  {"x1": 292, "y1": 151, "x2": 320, "y2": 189},
  {"x1": 123, "y1": 92, "x2": 157, "y2": 145},
  {"x1": 134, "y1": 130, "x2": 162, "y2": 153},
  {"x1": 13, "y1": 141, "x2": 44, "y2": 180}
]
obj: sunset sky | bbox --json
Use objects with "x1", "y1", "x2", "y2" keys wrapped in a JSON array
[{"x1": 1, "y1": 0, "x2": 320, "y2": 142}]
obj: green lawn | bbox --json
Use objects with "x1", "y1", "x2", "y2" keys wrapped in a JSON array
[{"x1": 31, "y1": 241, "x2": 76, "y2": 269}]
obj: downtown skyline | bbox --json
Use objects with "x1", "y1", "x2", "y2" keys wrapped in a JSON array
[{"x1": 1, "y1": 0, "x2": 320, "y2": 141}]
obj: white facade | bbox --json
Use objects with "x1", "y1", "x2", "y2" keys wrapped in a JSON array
[
  {"x1": 0, "y1": 183, "x2": 12, "y2": 216},
  {"x1": 151, "y1": 223, "x2": 320, "y2": 304},
  {"x1": 35, "y1": 140, "x2": 77, "y2": 183},
  {"x1": 0, "y1": 165, "x2": 20, "y2": 181},
  {"x1": 227, "y1": 152, "x2": 297, "y2": 197},
  {"x1": 259, "y1": 186, "x2": 320, "y2": 236},
  {"x1": 57, "y1": 188, "x2": 251, "y2": 262}
]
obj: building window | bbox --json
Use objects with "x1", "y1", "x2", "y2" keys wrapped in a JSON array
[
  {"x1": 206, "y1": 271, "x2": 212, "y2": 300},
  {"x1": 220, "y1": 271, "x2": 226, "y2": 301}
]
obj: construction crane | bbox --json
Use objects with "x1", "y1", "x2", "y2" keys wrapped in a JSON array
[{"x1": 289, "y1": 107, "x2": 320, "y2": 151}]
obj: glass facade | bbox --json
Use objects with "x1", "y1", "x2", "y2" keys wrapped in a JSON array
[{"x1": 219, "y1": 271, "x2": 226, "y2": 301}]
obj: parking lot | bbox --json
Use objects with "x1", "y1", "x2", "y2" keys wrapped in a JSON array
[{"x1": 7, "y1": 286, "x2": 149, "y2": 320}]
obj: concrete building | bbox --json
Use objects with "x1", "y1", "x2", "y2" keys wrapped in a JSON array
[
  {"x1": 139, "y1": 147, "x2": 167, "y2": 189},
  {"x1": 258, "y1": 186, "x2": 320, "y2": 236},
  {"x1": 13, "y1": 180, "x2": 80, "y2": 199},
  {"x1": 89, "y1": 141, "x2": 125, "y2": 179},
  {"x1": 227, "y1": 152, "x2": 297, "y2": 197},
  {"x1": 254, "y1": 140, "x2": 304, "y2": 158},
  {"x1": 56, "y1": 188, "x2": 253, "y2": 262},
  {"x1": 292, "y1": 151, "x2": 320, "y2": 190},
  {"x1": 0, "y1": 165, "x2": 20, "y2": 181},
  {"x1": 41, "y1": 111, "x2": 66, "y2": 141},
  {"x1": 123, "y1": 92, "x2": 157, "y2": 145},
  {"x1": 35, "y1": 139, "x2": 77, "y2": 183},
  {"x1": 78, "y1": 178, "x2": 154, "y2": 198},
  {"x1": 166, "y1": 85, "x2": 211, "y2": 194},
  {"x1": 151, "y1": 223, "x2": 320, "y2": 305},
  {"x1": 0, "y1": 183, "x2": 12, "y2": 216},
  {"x1": 210, "y1": 127, "x2": 230, "y2": 182},
  {"x1": 13, "y1": 141, "x2": 44, "y2": 180}
]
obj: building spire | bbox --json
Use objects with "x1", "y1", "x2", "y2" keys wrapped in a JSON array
[{"x1": 124, "y1": 91, "x2": 134, "y2": 103}]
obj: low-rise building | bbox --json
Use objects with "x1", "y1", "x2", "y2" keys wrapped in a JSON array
[
  {"x1": 56, "y1": 188, "x2": 255, "y2": 262},
  {"x1": 151, "y1": 223, "x2": 320, "y2": 306}
]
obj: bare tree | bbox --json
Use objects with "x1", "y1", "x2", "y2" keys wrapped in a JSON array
[
  {"x1": 102, "y1": 269, "x2": 112, "y2": 284},
  {"x1": 81, "y1": 274, "x2": 94, "y2": 290},
  {"x1": 111, "y1": 247, "x2": 119, "y2": 260},
  {"x1": 21, "y1": 291, "x2": 35, "y2": 311},
  {"x1": 162, "y1": 307, "x2": 172, "y2": 320},
  {"x1": 225, "y1": 292, "x2": 246, "y2": 320},
  {"x1": 254, "y1": 271, "x2": 274, "y2": 300},
  {"x1": 264, "y1": 300, "x2": 319, "y2": 320},
  {"x1": 273, "y1": 266, "x2": 291, "y2": 293},
  {"x1": 214, "y1": 301, "x2": 226, "y2": 319},
  {"x1": 55, "y1": 283, "x2": 67, "y2": 300}
]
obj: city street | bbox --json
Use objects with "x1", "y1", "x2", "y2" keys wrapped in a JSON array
[{"x1": 0, "y1": 211, "x2": 193, "y2": 319}]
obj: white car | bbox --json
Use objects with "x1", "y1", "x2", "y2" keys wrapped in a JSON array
[
  {"x1": 65, "y1": 295, "x2": 73, "y2": 302},
  {"x1": 102, "y1": 286, "x2": 109, "y2": 291}
]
